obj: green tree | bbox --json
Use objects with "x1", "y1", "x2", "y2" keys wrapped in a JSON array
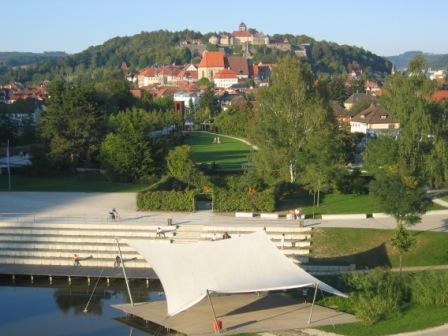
[
  {"x1": 197, "y1": 87, "x2": 219, "y2": 122},
  {"x1": 214, "y1": 102, "x2": 254, "y2": 137},
  {"x1": 370, "y1": 168, "x2": 430, "y2": 226},
  {"x1": 391, "y1": 224, "x2": 416, "y2": 273},
  {"x1": 165, "y1": 145, "x2": 198, "y2": 184},
  {"x1": 381, "y1": 56, "x2": 438, "y2": 181},
  {"x1": 39, "y1": 80, "x2": 104, "y2": 169},
  {"x1": 165, "y1": 145, "x2": 211, "y2": 189},
  {"x1": 100, "y1": 108, "x2": 155, "y2": 182},
  {"x1": 363, "y1": 136, "x2": 399, "y2": 175},
  {"x1": 253, "y1": 57, "x2": 338, "y2": 184},
  {"x1": 0, "y1": 106, "x2": 16, "y2": 143}
]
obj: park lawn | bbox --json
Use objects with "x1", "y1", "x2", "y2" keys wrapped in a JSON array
[
  {"x1": 319, "y1": 304, "x2": 448, "y2": 336},
  {"x1": 0, "y1": 175, "x2": 146, "y2": 192},
  {"x1": 279, "y1": 192, "x2": 446, "y2": 215},
  {"x1": 311, "y1": 228, "x2": 448, "y2": 268},
  {"x1": 302, "y1": 194, "x2": 380, "y2": 215},
  {"x1": 184, "y1": 132, "x2": 252, "y2": 166}
]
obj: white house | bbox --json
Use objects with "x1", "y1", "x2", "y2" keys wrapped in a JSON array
[
  {"x1": 350, "y1": 105, "x2": 399, "y2": 134},
  {"x1": 213, "y1": 69, "x2": 238, "y2": 88}
]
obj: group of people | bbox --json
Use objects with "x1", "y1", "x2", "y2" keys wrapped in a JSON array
[
  {"x1": 108, "y1": 208, "x2": 119, "y2": 220},
  {"x1": 289, "y1": 208, "x2": 302, "y2": 220}
]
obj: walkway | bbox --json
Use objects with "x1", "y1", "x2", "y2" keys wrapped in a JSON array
[{"x1": 1, "y1": 192, "x2": 448, "y2": 232}]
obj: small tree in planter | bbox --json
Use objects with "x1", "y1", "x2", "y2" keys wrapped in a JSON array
[{"x1": 391, "y1": 224, "x2": 416, "y2": 273}]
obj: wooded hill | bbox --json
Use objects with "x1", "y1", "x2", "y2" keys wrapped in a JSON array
[
  {"x1": 388, "y1": 51, "x2": 448, "y2": 70},
  {"x1": 0, "y1": 29, "x2": 392, "y2": 84}
]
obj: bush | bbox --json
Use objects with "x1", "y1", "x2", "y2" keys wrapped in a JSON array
[
  {"x1": 411, "y1": 271, "x2": 448, "y2": 306},
  {"x1": 345, "y1": 270, "x2": 409, "y2": 325},
  {"x1": 213, "y1": 188, "x2": 276, "y2": 212},
  {"x1": 137, "y1": 190, "x2": 196, "y2": 211}
]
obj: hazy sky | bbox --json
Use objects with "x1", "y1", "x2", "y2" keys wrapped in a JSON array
[{"x1": 1, "y1": 0, "x2": 447, "y2": 56}]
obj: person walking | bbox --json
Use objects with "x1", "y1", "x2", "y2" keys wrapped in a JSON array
[
  {"x1": 108, "y1": 208, "x2": 118, "y2": 220},
  {"x1": 281, "y1": 233, "x2": 285, "y2": 249},
  {"x1": 73, "y1": 254, "x2": 81, "y2": 266},
  {"x1": 114, "y1": 256, "x2": 121, "y2": 268},
  {"x1": 156, "y1": 227, "x2": 166, "y2": 238}
]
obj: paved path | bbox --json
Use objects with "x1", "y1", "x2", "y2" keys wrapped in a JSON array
[
  {"x1": 433, "y1": 198, "x2": 448, "y2": 208},
  {"x1": 1, "y1": 192, "x2": 448, "y2": 232}
]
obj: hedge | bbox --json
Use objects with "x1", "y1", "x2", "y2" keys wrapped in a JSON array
[
  {"x1": 137, "y1": 190, "x2": 196, "y2": 211},
  {"x1": 213, "y1": 188, "x2": 276, "y2": 212}
]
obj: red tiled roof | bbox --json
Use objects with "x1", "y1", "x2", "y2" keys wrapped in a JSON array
[
  {"x1": 198, "y1": 51, "x2": 225, "y2": 68},
  {"x1": 432, "y1": 90, "x2": 448, "y2": 101},
  {"x1": 232, "y1": 31, "x2": 252, "y2": 38},
  {"x1": 214, "y1": 69, "x2": 238, "y2": 79},
  {"x1": 227, "y1": 56, "x2": 250, "y2": 76},
  {"x1": 139, "y1": 66, "x2": 182, "y2": 77}
]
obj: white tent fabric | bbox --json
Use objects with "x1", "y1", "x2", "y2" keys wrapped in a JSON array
[{"x1": 126, "y1": 231, "x2": 346, "y2": 316}]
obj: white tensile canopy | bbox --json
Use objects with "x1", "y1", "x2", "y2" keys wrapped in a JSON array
[{"x1": 126, "y1": 231, "x2": 346, "y2": 316}]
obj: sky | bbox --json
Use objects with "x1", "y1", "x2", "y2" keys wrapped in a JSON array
[{"x1": 1, "y1": 0, "x2": 447, "y2": 56}]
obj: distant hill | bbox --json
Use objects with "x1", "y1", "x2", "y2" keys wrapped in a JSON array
[
  {"x1": 0, "y1": 51, "x2": 67, "y2": 67},
  {"x1": 387, "y1": 51, "x2": 448, "y2": 70},
  {"x1": 0, "y1": 30, "x2": 391, "y2": 84}
]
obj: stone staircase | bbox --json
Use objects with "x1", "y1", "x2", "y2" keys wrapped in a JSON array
[
  {"x1": 172, "y1": 224, "x2": 204, "y2": 243},
  {"x1": 0, "y1": 218, "x2": 313, "y2": 269}
]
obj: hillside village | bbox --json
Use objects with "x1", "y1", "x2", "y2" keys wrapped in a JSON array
[{"x1": 1, "y1": 23, "x2": 448, "y2": 146}]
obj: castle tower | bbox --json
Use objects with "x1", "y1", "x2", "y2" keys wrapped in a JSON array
[{"x1": 239, "y1": 22, "x2": 247, "y2": 32}]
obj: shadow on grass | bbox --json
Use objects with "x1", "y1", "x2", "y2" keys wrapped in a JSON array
[{"x1": 310, "y1": 243, "x2": 392, "y2": 269}]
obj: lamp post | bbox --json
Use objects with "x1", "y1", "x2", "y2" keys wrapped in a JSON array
[{"x1": 6, "y1": 139, "x2": 11, "y2": 191}]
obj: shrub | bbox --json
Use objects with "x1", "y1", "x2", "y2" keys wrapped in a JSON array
[
  {"x1": 213, "y1": 188, "x2": 276, "y2": 212},
  {"x1": 137, "y1": 190, "x2": 196, "y2": 211},
  {"x1": 344, "y1": 270, "x2": 409, "y2": 325},
  {"x1": 411, "y1": 271, "x2": 448, "y2": 306}
]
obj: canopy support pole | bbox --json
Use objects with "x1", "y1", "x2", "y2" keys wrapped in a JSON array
[
  {"x1": 206, "y1": 290, "x2": 220, "y2": 333},
  {"x1": 307, "y1": 283, "x2": 319, "y2": 325},
  {"x1": 115, "y1": 238, "x2": 134, "y2": 306}
]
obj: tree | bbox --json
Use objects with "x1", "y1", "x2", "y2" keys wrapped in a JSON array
[
  {"x1": 165, "y1": 145, "x2": 197, "y2": 184},
  {"x1": 370, "y1": 168, "x2": 430, "y2": 226},
  {"x1": 391, "y1": 224, "x2": 416, "y2": 273},
  {"x1": 0, "y1": 106, "x2": 16, "y2": 144},
  {"x1": 253, "y1": 57, "x2": 338, "y2": 184},
  {"x1": 39, "y1": 80, "x2": 104, "y2": 169},
  {"x1": 380, "y1": 56, "x2": 437, "y2": 180},
  {"x1": 100, "y1": 108, "x2": 155, "y2": 182},
  {"x1": 214, "y1": 102, "x2": 254, "y2": 137},
  {"x1": 165, "y1": 145, "x2": 210, "y2": 189},
  {"x1": 363, "y1": 136, "x2": 399, "y2": 175},
  {"x1": 197, "y1": 87, "x2": 219, "y2": 122}
]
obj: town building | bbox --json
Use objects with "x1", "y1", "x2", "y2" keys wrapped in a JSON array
[
  {"x1": 230, "y1": 22, "x2": 269, "y2": 46},
  {"x1": 213, "y1": 69, "x2": 239, "y2": 88},
  {"x1": 197, "y1": 51, "x2": 226, "y2": 80},
  {"x1": 137, "y1": 66, "x2": 183, "y2": 87},
  {"x1": 344, "y1": 92, "x2": 374, "y2": 110},
  {"x1": 350, "y1": 105, "x2": 399, "y2": 134}
]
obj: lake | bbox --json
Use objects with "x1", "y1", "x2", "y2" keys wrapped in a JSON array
[{"x1": 0, "y1": 276, "x2": 166, "y2": 336}]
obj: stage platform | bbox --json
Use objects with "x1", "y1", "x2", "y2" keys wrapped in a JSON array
[{"x1": 114, "y1": 292, "x2": 356, "y2": 335}]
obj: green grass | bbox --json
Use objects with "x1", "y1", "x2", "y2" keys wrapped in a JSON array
[
  {"x1": 0, "y1": 175, "x2": 146, "y2": 192},
  {"x1": 184, "y1": 132, "x2": 252, "y2": 168},
  {"x1": 319, "y1": 304, "x2": 448, "y2": 336},
  {"x1": 278, "y1": 191, "x2": 446, "y2": 215},
  {"x1": 311, "y1": 228, "x2": 448, "y2": 268}
]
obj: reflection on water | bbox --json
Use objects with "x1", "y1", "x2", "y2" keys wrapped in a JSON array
[{"x1": 0, "y1": 276, "x2": 166, "y2": 336}]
